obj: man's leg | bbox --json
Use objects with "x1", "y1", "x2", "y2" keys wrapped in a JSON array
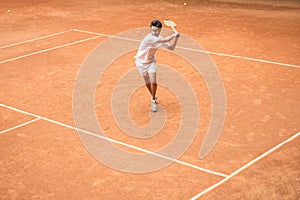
[
  {"x1": 143, "y1": 72, "x2": 152, "y2": 95},
  {"x1": 143, "y1": 72, "x2": 157, "y2": 112},
  {"x1": 149, "y1": 73, "x2": 157, "y2": 112},
  {"x1": 149, "y1": 73, "x2": 157, "y2": 101},
  {"x1": 139, "y1": 63, "x2": 157, "y2": 112}
]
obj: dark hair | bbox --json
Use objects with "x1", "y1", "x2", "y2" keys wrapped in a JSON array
[{"x1": 150, "y1": 20, "x2": 162, "y2": 28}]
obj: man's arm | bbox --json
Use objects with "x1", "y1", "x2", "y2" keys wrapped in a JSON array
[
  {"x1": 166, "y1": 32, "x2": 180, "y2": 50},
  {"x1": 157, "y1": 32, "x2": 179, "y2": 43},
  {"x1": 161, "y1": 32, "x2": 180, "y2": 50}
]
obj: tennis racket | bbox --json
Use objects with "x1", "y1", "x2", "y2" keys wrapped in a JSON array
[{"x1": 163, "y1": 19, "x2": 177, "y2": 32}]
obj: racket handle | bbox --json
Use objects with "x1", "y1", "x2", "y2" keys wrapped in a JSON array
[{"x1": 171, "y1": 26, "x2": 177, "y2": 32}]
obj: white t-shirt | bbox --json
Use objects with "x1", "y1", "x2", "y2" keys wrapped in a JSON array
[{"x1": 135, "y1": 33, "x2": 169, "y2": 64}]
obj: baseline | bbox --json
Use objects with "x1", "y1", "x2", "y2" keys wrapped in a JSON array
[{"x1": 72, "y1": 29, "x2": 300, "y2": 69}]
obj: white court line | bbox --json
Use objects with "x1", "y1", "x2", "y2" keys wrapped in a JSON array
[
  {"x1": 0, "y1": 117, "x2": 40, "y2": 135},
  {"x1": 72, "y1": 29, "x2": 140, "y2": 42},
  {"x1": 178, "y1": 47, "x2": 300, "y2": 69},
  {"x1": 72, "y1": 29, "x2": 300, "y2": 69},
  {"x1": 0, "y1": 35, "x2": 102, "y2": 64},
  {"x1": 190, "y1": 131, "x2": 300, "y2": 199},
  {"x1": 0, "y1": 29, "x2": 73, "y2": 49},
  {"x1": 0, "y1": 103, "x2": 228, "y2": 178}
]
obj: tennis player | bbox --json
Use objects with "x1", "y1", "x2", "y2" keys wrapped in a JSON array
[{"x1": 135, "y1": 20, "x2": 180, "y2": 112}]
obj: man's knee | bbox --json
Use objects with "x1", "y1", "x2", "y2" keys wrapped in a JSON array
[
  {"x1": 149, "y1": 73, "x2": 156, "y2": 83},
  {"x1": 143, "y1": 73, "x2": 150, "y2": 84}
]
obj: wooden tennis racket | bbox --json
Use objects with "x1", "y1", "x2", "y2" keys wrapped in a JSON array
[{"x1": 163, "y1": 19, "x2": 177, "y2": 32}]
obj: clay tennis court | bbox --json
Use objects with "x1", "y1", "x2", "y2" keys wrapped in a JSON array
[{"x1": 1, "y1": 0, "x2": 299, "y2": 199}]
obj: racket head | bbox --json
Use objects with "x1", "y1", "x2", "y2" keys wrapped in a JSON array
[{"x1": 163, "y1": 19, "x2": 177, "y2": 28}]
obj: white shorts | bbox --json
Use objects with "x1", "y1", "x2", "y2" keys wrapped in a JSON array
[{"x1": 135, "y1": 60, "x2": 156, "y2": 75}]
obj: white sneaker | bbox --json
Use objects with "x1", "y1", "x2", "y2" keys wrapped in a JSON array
[{"x1": 151, "y1": 99, "x2": 157, "y2": 112}]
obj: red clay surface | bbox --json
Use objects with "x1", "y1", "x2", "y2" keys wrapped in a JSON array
[{"x1": 1, "y1": 0, "x2": 299, "y2": 199}]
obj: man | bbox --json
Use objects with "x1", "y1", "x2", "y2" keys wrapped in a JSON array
[{"x1": 135, "y1": 20, "x2": 180, "y2": 112}]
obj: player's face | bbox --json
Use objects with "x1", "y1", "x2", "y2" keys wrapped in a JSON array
[{"x1": 151, "y1": 26, "x2": 161, "y2": 37}]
